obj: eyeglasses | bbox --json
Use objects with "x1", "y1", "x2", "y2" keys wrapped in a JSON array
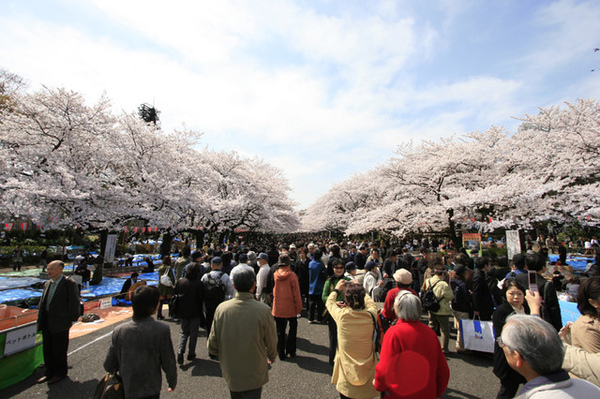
[{"x1": 496, "y1": 337, "x2": 512, "y2": 350}]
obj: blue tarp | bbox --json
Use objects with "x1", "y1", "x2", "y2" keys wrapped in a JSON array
[
  {"x1": 79, "y1": 277, "x2": 158, "y2": 299},
  {"x1": 0, "y1": 278, "x2": 45, "y2": 291},
  {"x1": 0, "y1": 289, "x2": 42, "y2": 304},
  {"x1": 0, "y1": 272, "x2": 159, "y2": 304},
  {"x1": 560, "y1": 300, "x2": 580, "y2": 326},
  {"x1": 548, "y1": 255, "x2": 593, "y2": 272}
]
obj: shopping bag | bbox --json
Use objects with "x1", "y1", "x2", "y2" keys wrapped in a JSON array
[{"x1": 460, "y1": 317, "x2": 495, "y2": 353}]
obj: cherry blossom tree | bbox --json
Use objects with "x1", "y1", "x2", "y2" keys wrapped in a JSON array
[
  {"x1": 302, "y1": 99, "x2": 600, "y2": 241},
  {"x1": 0, "y1": 70, "x2": 300, "y2": 237}
]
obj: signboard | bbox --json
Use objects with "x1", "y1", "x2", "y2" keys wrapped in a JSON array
[
  {"x1": 506, "y1": 230, "x2": 521, "y2": 261},
  {"x1": 104, "y1": 234, "x2": 118, "y2": 263},
  {"x1": 3, "y1": 324, "x2": 37, "y2": 357},
  {"x1": 100, "y1": 297, "x2": 112, "y2": 309},
  {"x1": 462, "y1": 233, "x2": 482, "y2": 250}
]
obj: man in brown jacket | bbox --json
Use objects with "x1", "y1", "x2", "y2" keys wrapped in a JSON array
[{"x1": 208, "y1": 268, "x2": 277, "y2": 398}]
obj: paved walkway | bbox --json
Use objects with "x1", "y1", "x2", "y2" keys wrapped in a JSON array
[{"x1": 2, "y1": 304, "x2": 499, "y2": 399}]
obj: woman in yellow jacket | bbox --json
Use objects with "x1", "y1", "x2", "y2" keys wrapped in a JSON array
[
  {"x1": 424, "y1": 265, "x2": 454, "y2": 353},
  {"x1": 326, "y1": 280, "x2": 379, "y2": 399}
]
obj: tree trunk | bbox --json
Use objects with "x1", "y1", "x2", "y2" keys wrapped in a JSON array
[
  {"x1": 160, "y1": 231, "x2": 172, "y2": 257},
  {"x1": 447, "y1": 209, "x2": 462, "y2": 249},
  {"x1": 93, "y1": 229, "x2": 108, "y2": 284},
  {"x1": 194, "y1": 230, "x2": 204, "y2": 250},
  {"x1": 218, "y1": 230, "x2": 227, "y2": 246}
]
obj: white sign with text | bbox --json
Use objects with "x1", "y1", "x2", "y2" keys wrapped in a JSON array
[{"x1": 4, "y1": 324, "x2": 37, "y2": 356}]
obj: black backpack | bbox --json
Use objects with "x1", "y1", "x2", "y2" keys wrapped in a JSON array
[
  {"x1": 420, "y1": 279, "x2": 442, "y2": 312},
  {"x1": 204, "y1": 271, "x2": 226, "y2": 304}
]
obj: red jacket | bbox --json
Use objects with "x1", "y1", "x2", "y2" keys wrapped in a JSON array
[
  {"x1": 272, "y1": 266, "x2": 303, "y2": 318},
  {"x1": 374, "y1": 320, "x2": 449, "y2": 398},
  {"x1": 382, "y1": 287, "x2": 417, "y2": 320}
]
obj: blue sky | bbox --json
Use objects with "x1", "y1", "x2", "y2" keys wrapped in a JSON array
[{"x1": 1, "y1": 0, "x2": 599, "y2": 209}]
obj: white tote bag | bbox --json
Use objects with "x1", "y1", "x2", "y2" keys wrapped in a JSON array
[
  {"x1": 160, "y1": 266, "x2": 174, "y2": 287},
  {"x1": 460, "y1": 317, "x2": 495, "y2": 353}
]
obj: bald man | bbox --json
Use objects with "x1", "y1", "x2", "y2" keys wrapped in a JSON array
[{"x1": 36, "y1": 260, "x2": 81, "y2": 384}]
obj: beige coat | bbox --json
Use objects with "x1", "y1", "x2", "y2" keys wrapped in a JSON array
[
  {"x1": 207, "y1": 292, "x2": 277, "y2": 392},
  {"x1": 326, "y1": 291, "x2": 379, "y2": 399},
  {"x1": 563, "y1": 343, "x2": 600, "y2": 387},
  {"x1": 571, "y1": 314, "x2": 600, "y2": 354},
  {"x1": 426, "y1": 275, "x2": 454, "y2": 316}
]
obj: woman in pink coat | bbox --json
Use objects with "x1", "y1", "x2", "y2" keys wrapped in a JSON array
[{"x1": 272, "y1": 254, "x2": 303, "y2": 360}]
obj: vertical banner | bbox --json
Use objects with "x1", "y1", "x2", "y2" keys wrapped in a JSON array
[
  {"x1": 506, "y1": 230, "x2": 521, "y2": 261},
  {"x1": 5, "y1": 223, "x2": 13, "y2": 231},
  {"x1": 104, "y1": 234, "x2": 118, "y2": 263}
]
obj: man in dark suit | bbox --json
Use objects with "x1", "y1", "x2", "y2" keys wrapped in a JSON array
[
  {"x1": 472, "y1": 257, "x2": 495, "y2": 321},
  {"x1": 36, "y1": 260, "x2": 81, "y2": 384}
]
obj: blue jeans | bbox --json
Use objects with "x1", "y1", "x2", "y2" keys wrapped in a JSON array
[{"x1": 178, "y1": 317, "x2": 201, "y2": 355}]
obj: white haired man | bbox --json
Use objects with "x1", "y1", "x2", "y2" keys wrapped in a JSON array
[{"x1": 499, "y1": 311, "x2": 600, "y2": 398}]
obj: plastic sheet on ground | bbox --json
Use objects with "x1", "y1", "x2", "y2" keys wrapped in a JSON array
[
  {"x1": 548, "y1": 255, "x2": 594, "y2": 272},
  {"x1": 79, "y1": 277, "x2": 158, "y2": 299},
  {"x1": 560, "y1": 300, "x2": 581, "y2": 326},
  {"x1": 0, "y1": 274, "x2": 158, "y2": 304},
  {"x1": 0, "y1": 277, "x2": 45, "y2": 291},
  {"x1": 0, "y1": 289, "x2": 42, "y2": 304}
]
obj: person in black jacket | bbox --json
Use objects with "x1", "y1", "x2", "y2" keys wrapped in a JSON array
[
  {"x1": 354, "y1": 245, "x2": 368, "y2": 269},
  {"x1": 450, "y1": 264, "x2": 473, "y2": 352},
  {"x1": 515, "y1": 253, "x2": 562, "y2": 332},
  {"x1": 36, "y1": 261, "x2": 81, "y2": 384},
  {"x1": 492, "y1": 278, "x2": 529, "y2": 398},
  {"x1": 472, "y1": 257, "x2": 495, "y2": 321},
  {"x1": 294, "y1": 247, "x2": 310, "y2": 310},
  {"x1": 173, "y1": 263, "x2": 204, "y2": 364}
]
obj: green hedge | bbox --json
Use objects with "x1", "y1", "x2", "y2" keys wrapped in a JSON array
[{"x1": 0, "y1": 246, "x2": 53, "y2": 268}]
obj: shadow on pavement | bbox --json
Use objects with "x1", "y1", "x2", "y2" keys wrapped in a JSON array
[
  {"x1": 449, "y1": 350, "x2": 494, "y2": 366},
  {"x1": 442, "y1": 387, "x2": 485, "y2": 399},
  {"x1": 189, "y1": 358, "x2": 223, "y2": 377},
  {"x1": 296, "y1": 336, "x2": 328, "y2": 355},
  {"x1": 47, "y1": 377, "x2": 99, "y2": 399},
  {"x1": 286, "y1": 354, "x2": 331, "y2": 375}
]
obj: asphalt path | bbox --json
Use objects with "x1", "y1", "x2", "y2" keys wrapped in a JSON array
[{"x1": 2, "y1": 312, "x2": 500, "y2": 399}]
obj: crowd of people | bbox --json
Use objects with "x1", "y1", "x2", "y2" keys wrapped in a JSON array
[{"x1": 98, "y1": 238, "x2": 600, "y2": 399}]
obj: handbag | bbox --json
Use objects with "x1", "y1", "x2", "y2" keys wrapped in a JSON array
[
  {"x1": 460, "y1": 316, "x2": 495, "y2": 353},
  {"x1": 160, "y1": 266, "x2": 174, "y2": 287},
  {"x1": 94, "y1": 372, "x2": 125, "y2": 399}
]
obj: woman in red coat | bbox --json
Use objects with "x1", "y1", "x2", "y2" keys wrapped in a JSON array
[
  {"x1": 374, "y1": 291, "x2": 449, "y2": 399},
  {"x1": 272, "y1": 254, "x2": 303, "y2": 360}
]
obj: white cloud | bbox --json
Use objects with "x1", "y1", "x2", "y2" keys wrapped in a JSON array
[{"x1": 1, "y1": 0, "x2": 599, "y2": 209}]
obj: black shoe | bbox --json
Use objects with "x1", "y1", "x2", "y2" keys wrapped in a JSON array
[
  {"x1": 187, "y1": 353, "x2": 196, "y2": 361},
  {"x1": 177, "y1": 353, "x2": 184, "y2": 365},
  {"x1": 209, "y1": 354, "x2": 218, "y2": 360},
  {"x1": 48, "y1": 375, "x2": 66, "y2": 385}
]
